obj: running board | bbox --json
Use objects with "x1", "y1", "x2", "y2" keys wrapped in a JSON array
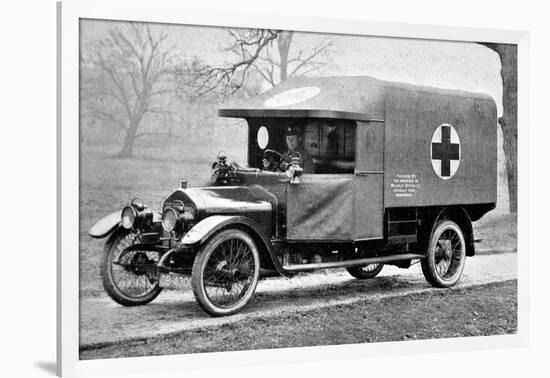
[{"x1": 283, "y1": 253, "x2": 424, "y2": 272}]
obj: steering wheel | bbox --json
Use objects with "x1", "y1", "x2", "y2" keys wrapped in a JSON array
[{"x1": 262, "y1": 149, "x2": 289, "y2": 172}]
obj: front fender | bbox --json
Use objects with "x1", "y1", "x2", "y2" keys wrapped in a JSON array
[
  {"x1": 181, "y1": 215, "x2": 290, "y2": 277},
  {"x1": 181, "y1": 215, "x2": 252, "y2": 246},
  {"x1": 88, "y1": 210, "x2": 162, "y2": 239},
  {"x1": 88, "y1": 210, "x2": 121, "y2": 238}
]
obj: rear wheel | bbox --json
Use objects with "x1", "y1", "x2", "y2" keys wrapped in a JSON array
[
  {"x1": 100, "y1": 230, "x2": 163, "y2": 306},
  {"x1": 191, "y1": 229, "x2": 260, "y2": 316},
  {"x1": 346, "y1": 263, "x2": 384, "y2": 279},
  {"x1": 421, "y1": 220, "x2": 466, "y2": 288}
]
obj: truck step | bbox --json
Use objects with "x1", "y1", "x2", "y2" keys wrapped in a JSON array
[{"x1": 283, "y1": 253, "x2": 425, "y2": 272}]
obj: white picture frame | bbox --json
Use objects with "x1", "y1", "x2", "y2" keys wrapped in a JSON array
[{"x1": 58, "y1": 0, "x2": 529, "y2": 376}]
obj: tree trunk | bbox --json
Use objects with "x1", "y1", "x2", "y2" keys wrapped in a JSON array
[
  {"x1": 500, "y1": 45, "x2": 518, "y2": 213},
  {"x1": 117, "y1": 118, "x2": 140, "y2": 157},
  {"x1": 277, "y1": 31, "x2": 293, "y2": 83},
  {"x1": 479, "y1": 43, "x2": 518, "y2": 213}
]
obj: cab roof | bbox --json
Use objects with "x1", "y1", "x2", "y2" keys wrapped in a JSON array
[{"x1": 217, "y1": 75, "x2": 494, "y2": 122}]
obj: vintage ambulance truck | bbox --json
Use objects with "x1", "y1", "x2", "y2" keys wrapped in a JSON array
[{"x1": 90, "y1": 75, "x2": 497, "y2": 316}]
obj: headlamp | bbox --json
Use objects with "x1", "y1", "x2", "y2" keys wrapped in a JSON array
[
  {"x1": 121, "y1": 206, "x2": 137, "y2": 229},
  {"x1": 162, "y1": 208, "x2": 179, "y2": 232}
]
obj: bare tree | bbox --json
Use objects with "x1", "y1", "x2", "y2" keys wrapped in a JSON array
[
  {"x1": 478, "y1": 43, "x2": 517, "y2": 213},
  {"x1": 252, "y1": 30, "x2": 332, "y2": 87},
  {"x1": 82, "y1": 22, "x2": 176, "y2": 157},
  {"x1": 186, "y1": 29, "x2": 278, "y2": 96},
  {"x1": 187, "y1": 29, "x2": 332, "y2": 95}
]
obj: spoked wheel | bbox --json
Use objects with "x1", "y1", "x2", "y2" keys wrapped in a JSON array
[
  {"x1": 347, "y1": 263, "x2": 384, "y2": 279},
  {"x1": 100, "y1": 230, "x2": 163, "y2": 306},
  {"x1": 192, "y1": 229, "x2": 260, "y2": 316},
  {"x1": 421, "y1": 220, "x2": 466, "y2": 288}
]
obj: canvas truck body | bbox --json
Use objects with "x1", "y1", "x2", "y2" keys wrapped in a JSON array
[
  {"x1": 89, "y1": 75, "x2": 498, "y2": 316},
  {"x1": 219, "y1": 76, "x2": 497, "y2": 241}
]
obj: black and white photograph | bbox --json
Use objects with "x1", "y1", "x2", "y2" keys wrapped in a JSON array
[
  {"x1": 9, "y1": 0, "x2": 550, "y2": 377},
  {"x1": 77, "y1": 17, "x2": 518, "y2": 361}
]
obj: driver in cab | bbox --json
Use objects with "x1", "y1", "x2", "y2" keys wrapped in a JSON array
[{"x1": 263, "y1": 126, "x2": 313, "y2": 173}]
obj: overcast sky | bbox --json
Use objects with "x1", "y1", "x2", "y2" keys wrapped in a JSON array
[{"x1": 81, "y1": 19, "x2": 503, "y2": 115}]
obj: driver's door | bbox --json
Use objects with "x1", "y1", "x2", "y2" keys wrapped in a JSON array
[{"x1": 286, "y1": 174, "x2": 354, "y2": 241}]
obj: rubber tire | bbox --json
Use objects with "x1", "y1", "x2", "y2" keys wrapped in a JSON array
[
  {"x1": 346, "y1": 263, "x2": 384, "y2": 279},
  {"x1": 421, "y1": 220, "x2": 466, "y2": 288},
  {"x1": 100, "y1": 230, "x2": 163, "y2": 306},
  {"x1": 191, "y1": 229, "x2": 260, "y2": 317}
]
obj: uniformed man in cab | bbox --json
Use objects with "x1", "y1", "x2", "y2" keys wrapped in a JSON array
[
  {"x1": 262, "y1": 125, "x2": 313, "y2": 173},
  {"x1": 281, "y1": 125, "x2": 313, "y2": 173}
]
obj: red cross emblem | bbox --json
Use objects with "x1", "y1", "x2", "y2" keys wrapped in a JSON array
[{"x1": 431, "y1": 124, "x2": 461, "y2": 179}]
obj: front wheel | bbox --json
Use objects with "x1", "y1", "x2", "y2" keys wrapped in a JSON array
[
  {"x1": 421, "y1": 220, "x2": 466, "y2": 288},
  {"x1": 100, "y1": 230, "x2": 163, "y2": 306},
  {"x1": 347, "y1": 263, "x2": 384, "y2": 279},
  {"x1": 191, "y1": 229, "x2": 260, "y2": 316}
]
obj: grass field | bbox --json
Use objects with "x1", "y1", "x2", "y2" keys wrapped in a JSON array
[
  {"x1": 79, "y1": 142, "x2": 516, "y2": 297},
  {"x1": 79, "y1": 140, "x2": 245, "y2": 295},
  {"x1": 79, "y1": 279, "x2": 517, "y2": 359}
]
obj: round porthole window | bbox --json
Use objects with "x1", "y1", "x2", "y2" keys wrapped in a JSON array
[{"x1": 257, "y1": 126, "x2": 269, "y2": 149}]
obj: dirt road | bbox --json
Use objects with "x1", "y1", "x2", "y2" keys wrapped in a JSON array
[{"x1": 79, "y1": 251, "x2": 516, "y2": 349}]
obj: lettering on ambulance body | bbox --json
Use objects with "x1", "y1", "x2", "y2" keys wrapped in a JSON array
[{"x1": 391, "y1": 173, "x2": 420, "y2": 198}]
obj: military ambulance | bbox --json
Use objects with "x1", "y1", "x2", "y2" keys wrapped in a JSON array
[{"x1": 90, "y1": 75, "x2": 497, "y2": 316}]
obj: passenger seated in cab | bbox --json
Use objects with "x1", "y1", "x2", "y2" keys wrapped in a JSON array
[{"x1": 304, "y1": 119, "x2": 355, "y2": 174}]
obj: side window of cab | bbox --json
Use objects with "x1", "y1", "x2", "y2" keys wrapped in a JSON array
[{"x1": 304, "y1": 119, "x2": 356, "y2": 174}]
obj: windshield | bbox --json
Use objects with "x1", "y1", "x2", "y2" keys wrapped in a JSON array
[{"x1": 247, "y1": 118, "x2": 356, "y2": 174}]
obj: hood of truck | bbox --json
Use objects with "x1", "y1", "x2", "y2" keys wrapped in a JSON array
[{"x1": 163, "y1": 185, "x2": 275, "y2": 219}]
